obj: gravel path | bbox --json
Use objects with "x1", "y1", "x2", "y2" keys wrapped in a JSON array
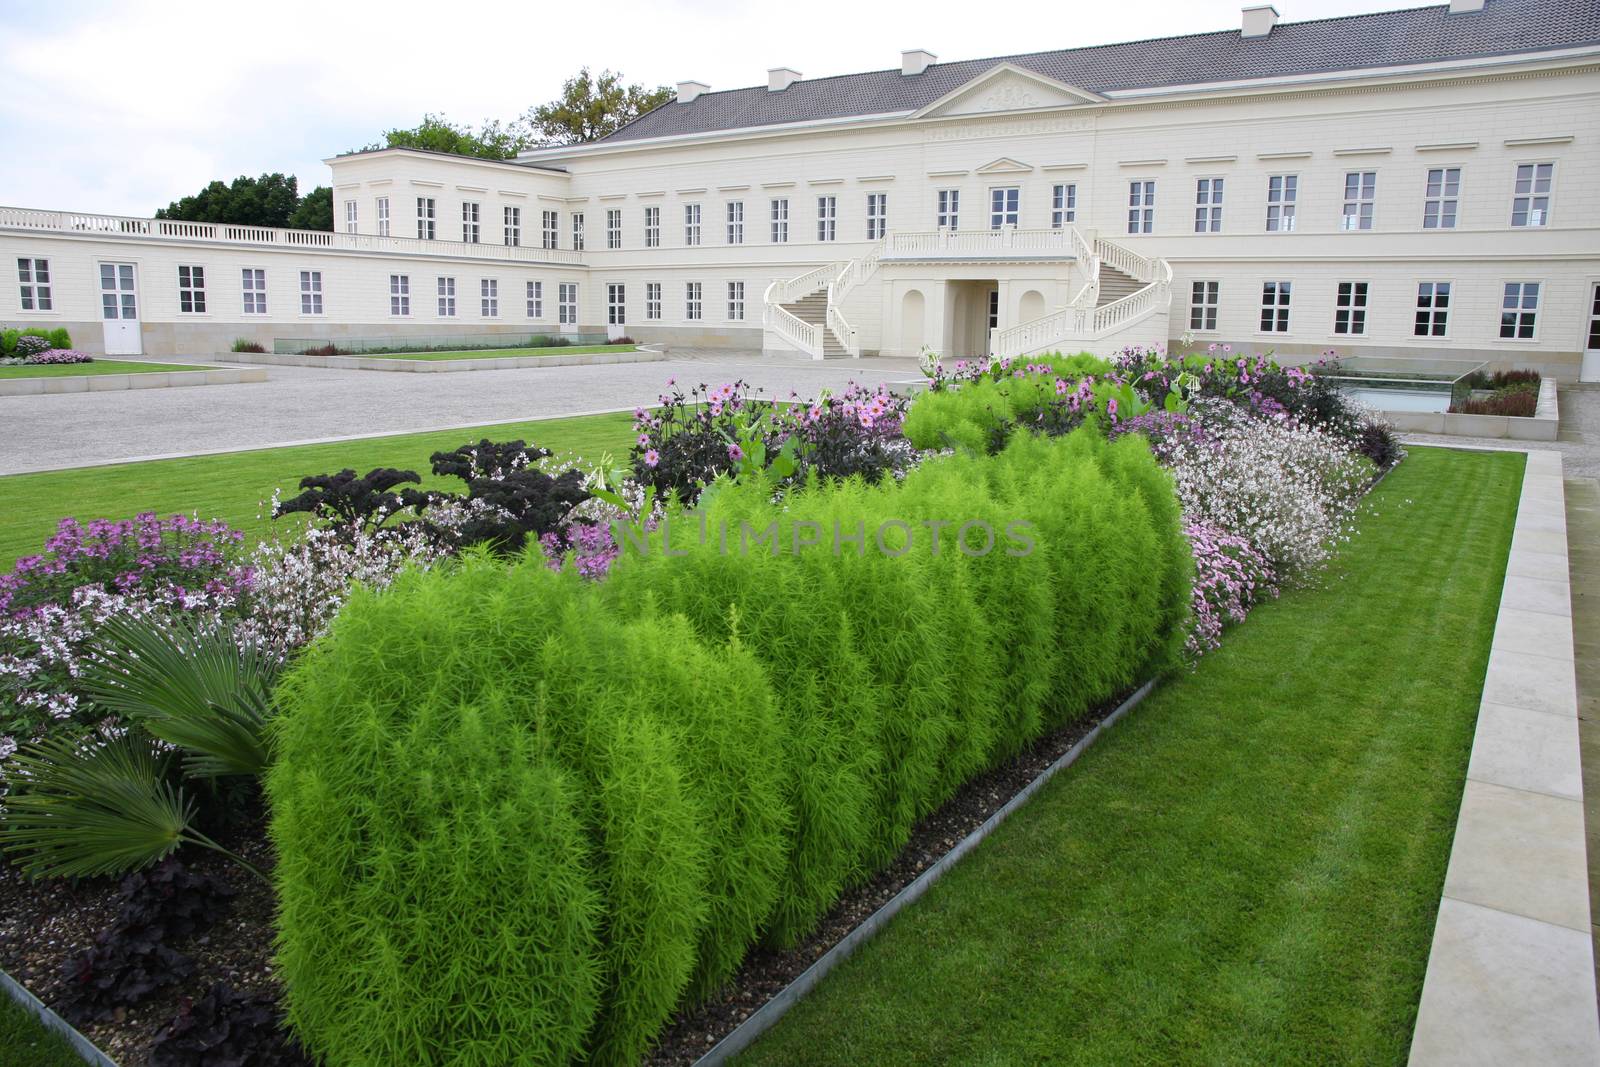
[
  {"x1": 0, "y1": 349, "x2": 923, "y2": 475},
  {"x1": 1402, "y1": 383, "x2": 1600, "y2": 482}
]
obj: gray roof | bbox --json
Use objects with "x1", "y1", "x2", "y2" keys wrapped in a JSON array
[{"x1": 600, "y1": 0, "x2": 1600, "y2": 144}]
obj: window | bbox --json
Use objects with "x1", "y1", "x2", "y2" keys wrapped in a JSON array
[
  {"x1": 343, "y1": 200, "x2": 357, "y2": 233},
  {"x1": 571, "y1": 213, "x2": 585, "y2": 251},
  {"x1": 416, "y1": 197, "x2": 436, "y2": 240},
  {"x1": 1334, "y1": 282, "x2": 1369, "y2": 335},
  {"x1": 1052, "y1": 184, "x2": 1076, "y2": 228},
  {"x1": 607, "y1": 208, "x2": 622, "y2": 249},
  {"x1": 176, "y1": 265, "x2": 205, "y2": 314},
  {"x1": 1189, "y1": 281, "x2": 1219, "y2": 331},
  {"x1": 299, "y1": 270, "x2": 323, "y2": 315},
  {"x1": 866, "y1": 193, "x2": 887, "y2": 240},
  {"x1": 1127, "y1": 181, "x2": 1155, "y2": 234},
  {"x1": 990, "y1": 187, "x2": 1019, "y2": 229},
  {"x1": 1260, "y1": 281, "x2": 1291, "y2": 333},
  {"x1": 558, "y1": 282, "x2": 578, "y2": 325},
  {"x1": 1266, "y1": 175, "x2": 1297, "y2": 231},
  {"x1": 987, "y1": 289, "x2": 999, "y2": 330},
  {"x1": 644, "y1": 206, "x2": 660, "y2": 247},
  {"x1": 770, "y1": 198, "x2": 789, "y2": 242},
  {"x1": 241, "y1": 268, "x2": 267, "y2": 314},
  {"x1": 684, "y1": 203, "x2": 702, "y2": 246},
  {"x1": 462, "y1": 201, "x2": 480, "y2": 243},
  {"x1": 937, "y1": 189, "x2": 960, "y2": 230},
  {"x1": 646, "y1": 282, "x2": 662, "y2": 320},
  {"x1": 817, "y1": 196, "x2": 836, "y2": 241},
  {"x1": 728, "y1": 281, "x2": 745, "y2": 321},
  {"x1": 1423, "y1": 168, "x2": 1460, "y2": 229},
  {"x1": 685, "y1": 281, "x2": 702, "y2": 320},
  {"x1": 1512, "y1": 163, "x2": 1553, "y2": 227},
  {"x1": 389, "y1": 274, "x2": 410, "y2": 316},
  {"x1": 376, "y1": 197, "x2": 390, "y2": 236},
  {"x1": 18, "y1": 258, "x2": 53, "y2": 311},
  {"x1": 1501, "y1": 282, "x2": 1540, "y2": 339},
  {"x1": 480, "y1": 278, "x2": 498, "y2": 317},
  {"x1": 1341, "y1": 172, "x2": 1376, "y2": 231},
  {"x1": 526, "y1": 280, "x2": 543, "y2": 318},
  {"x1": 1414, "y1": 281, "x2": 1451, "y2": 337},
  {"x1": 607, "y1": 283, "x2": 626, "y2": 325},
  {"x1": 542, "y1": 211, "x2": 559, "y2": 249},
  {"x1": 1194, "y1": 178, "x2": 1223, "y2": 233},
  {"x1": 504, "y1": 206, "x2": 521, "y2": 246},
  {"x1": 726, "y1": 201, "x2": 744, "y2": 244},
  {"x1": 436, "y1": 277, "x2": 456, "y2": 317}
]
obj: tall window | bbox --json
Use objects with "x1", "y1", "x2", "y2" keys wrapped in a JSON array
[
  {"x1": 480, "y1": 278, "x2": 498, "y2": 317},
  {"x1": 817, "y1": 196, "x2": 836, "y2": 241},
  {"x1": 389, "y1": 274, "x2": 410, "y2": 316},
  {"x1": 607, "y1": 283, "x2": 626, "y2": 325},
  {"x1": 558, "y1": 282, "x2": 578, "y2": 325},
  {"x1": 299, "y1": 270, "x2": 323, "y2": 315},
  {"x1": 644, "y1": 206, "x2": 660, "y2": 247},
  {"x1": 571, "y1": 213, "x2": 585, "y2": 251},
  {"x1": 1189, "y1": 281, "x2": 1219, "y2": 331},
  {"x1": 18, "y1": 258, "x2": 52, "y2": 311},
  {"x1": 504, "y1": 206, "x2": 521, "y2": 246},
  {"x1": 728, "y1": 281, "x2": 745, "y2": 321},
  {"x1": 1415, "y1": 282, "x2": 1451, "y2": 336},
  {"x1": 1341, "y1": 172, "x2": 1376, "y2": 231},
  {"x1": 866, "y1": 193, "x2": 887, "y2": 240},
  {"x1": 681, "y1": 203, "x2": 700, "y2": 245},
  {"x1": 938, "y1": 189, "x2": 960, "y2": 230},
  {"x1": 726, "y1": 201, "x2": 744, "y2": 244},
  {"x1": 987, "y1": 289, "x2": 999, "y2": 330},
  {"x1": 990, "y1": 187, "x2": 1019, "y2": 229},
  {"x1": 1266, "y1": 175, "x2": 1297, "y2": 231},
  {"x1": 177, "y1": 265, "x2": 205, "y2": 313},
  {"x1": 607, "y1": 208, "x2": 622, "y2": 249},
  {"x1": 1334, "y1": 282, "x2": 1369, "y2": 335},
  {"x1": 462, "y1": 201, "x2": 481, "y2": 243},
  {"x1": 685, "y1": 281, "x2": 702, "y2": 320},
  {"x1": 526, "y1": 280, "x2": 543, "y2": 318},
  {"x1": 376, "y1": 197, "x2": 390, "y2": 236},
  {"x1": 542, "y1": 211, "x2": 559, "y2": 250},
  {"x1": 1051, "y1": 184, "x2": 1076, "y2": 229},
  {"x1": 1501, "y1": 282, "x2": 1540, "y2": 339},
  {"x1": 1194, "y1": 178, "x2": 1223, "y2": 233},
  {"x1": 770, "y1": 198, "x2": 789, "y2": 242},
  {"x1": 241, "y1": 268, "x2": 266, "y2": 314},
  {"x1": 1423, "y1": 168, "x2": 1461, "y2": 229},
  {"x1": 1260, "y1": 281, "x2": 1291, "y2": 333},
  {"x1": 1511, "y1": 163, "x2": 1553, "y2": 227},
  {"x1": 1127, "y1": 181, "x2": 1155, "y2": 234},
  {"x1": 343, "y1": 200, "x2": 357, "y2": 233},
  {"x1": 646, "y1": 282, "x2": 662, "y2": 320},
  {"x1": 416, "y1": 197, "x2": 436, "y2": 240},
  {"x1": 437, "y1": 276, "x2": 456, "y2": 317}
]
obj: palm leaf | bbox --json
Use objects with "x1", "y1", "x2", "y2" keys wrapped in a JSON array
[{"x1": 80, "y1": 616, "x2": 277, "y2": 779}]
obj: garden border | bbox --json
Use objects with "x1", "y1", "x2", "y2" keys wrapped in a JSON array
[
  {"x1": 206, "y1": 345, "x2": 665, "y2": 373},
  {"x1": 1383, "y1": 378, "x2": 1558, "y2": 441},
  {"x1": 0, "y1": 367, "x2": 265, "y2": 397},
  {"x1": 690, "y1": 678, "x2": 1159, "y2": 1067},
  {"x1": 1409, "y1": 447, "x2": 1600, "y2": 1064},
  {"x1": 0, "y1": 966, "x2": 119, "y2": 1067}
]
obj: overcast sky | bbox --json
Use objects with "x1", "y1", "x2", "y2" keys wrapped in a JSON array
[{"x1": 1, "y1": 0, "x2": 1404, "y2": 217}]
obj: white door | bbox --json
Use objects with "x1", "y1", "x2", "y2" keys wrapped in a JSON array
[
  {"x1": 1583, "y1": 283, "x2": 1600, "y2": 383},
  {"x1": 99, "y1": 262, "x2": 141, "y2": 355}
]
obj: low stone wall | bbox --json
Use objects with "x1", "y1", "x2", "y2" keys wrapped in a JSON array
[
  {"x1": 1382, "y1": 378, "x2": 1558, "y2": 441},
  {"x1": 0, "y1": 366, "x2": 266, "y2": 397},
  {"x1": 208, "y1": 346, "x2": 665, "y2": 373}
]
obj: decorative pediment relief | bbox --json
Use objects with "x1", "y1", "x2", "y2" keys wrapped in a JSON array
[
  {"x1": 974, "y1": 157, "x2": 1034, "y2": 175},
  {"x1": 914, "y1": 64, "x2": 1105, "y2": 120}
]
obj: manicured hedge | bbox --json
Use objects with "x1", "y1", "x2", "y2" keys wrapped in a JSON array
[{"x1": 267, "y1": 427, "x2": 1190, "y2": 1067}]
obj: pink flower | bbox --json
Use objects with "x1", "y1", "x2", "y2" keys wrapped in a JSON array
[
  {"x1": 644, "y1": 449, "x2": 660, "y2": 468},
  {"x1": 637, "y1": 434, "x2": 650, "y2": 448}
]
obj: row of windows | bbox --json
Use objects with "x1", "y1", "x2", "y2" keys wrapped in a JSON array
[
  {"x1": 388, "y1": 277, "x2": 751, "y2": 323},
  {"x1": 1189, "y1": 278, "x2": 1546, "y2": 340}
]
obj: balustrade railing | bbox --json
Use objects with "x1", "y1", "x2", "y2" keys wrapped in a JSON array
[
  {"x1": 884, "y1": 227, "x2": 1076, "y2": 259},
  {"x1": 762, "y1": 281, "x2": 823, "y2": 358}
]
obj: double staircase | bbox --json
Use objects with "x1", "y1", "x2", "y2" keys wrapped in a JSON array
[{"x1": 779, "y1": 292, "x2": 848, "y2": 359}]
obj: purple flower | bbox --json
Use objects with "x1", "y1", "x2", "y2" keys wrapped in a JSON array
[
  {"x1": 644, "y1": 449, "x2": 660, "y2": 468},
  {"x1": 727, "y1": 443, "x2": 744, "y2": 462}
]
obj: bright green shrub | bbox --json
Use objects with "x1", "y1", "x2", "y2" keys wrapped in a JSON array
[
  {"x1": 46, "y1": 327, "x2": 71, "y2": 349},
  {"x1": 2, "y1": 329, "x2": 19, "y2": 356},
  {"x1": 903, "y1": 353, "x2": 1111, "y2": 451}
]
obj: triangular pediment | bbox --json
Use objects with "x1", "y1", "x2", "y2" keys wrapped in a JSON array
[
  {"x1": 975, "y1": 157, "x2": 1034, "y2": 175},
  {"x1": 913, "y1": 63, "x2": 1106, "y2": 120}
]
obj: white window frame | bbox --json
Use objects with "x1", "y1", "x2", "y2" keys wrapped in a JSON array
[
  {"x1": 727, "y1": 280, "x2": 745, "y2": 321},
  {"x1": 176, "y1": 265, "x2": 205, "y2": 315},
  {"x1": 726, "y1": 201, "x2": 744, "y2": 244},
  {"x1": 646, "y1": 281, "x2": 662, "y2": 320},
  {"x1": 1414, "y1": 281, "x2": 1452, "y2": 337},
  {"x1": 1333, "y1": 281, "x2": 1369, "y2": 336},
  {"x1": 1259, "y1": 280, "x2": 1292, "y2": 334},
  {"x1": 607, "y1": 208, "x2": 622, "y2": 249},
  {"x1": 817, "y1": 196, "x2": 836, "y2": 242},
  {"x1": 607, "y1": 282, "x2": 626, "y2": 326},
  {"x1": 299, "y1": 270, "x2": 323, "y2": 315},
  {"x1": 437, "y1": 276, "x2": 456, "y2": 318},
  {"x1": 526, "y1": 280, "x2": 543, "y2": 318},
  {"x1": 343, "y1": 200, "x2": 357, "y2": 234},
  {"x1": 1189, "y1": 280, "x2": 1219, "y2": 332},
  {"x1": 376, "y1": 196, "x2": 390, "y2": 236},
  {"x1": 1511, "y1": 162, "x2": 1554, "y2": 227},
  {"x1": 480, "y1": 278, "x2": 498, "y2": 318},
  {"x1": 389, "y1": 274, "x2": 410, "y2": 316},
  {"x1": 1266, "y1": 175, "x2": 1298, "y2": 232},
  {"x1": 542, "y1": 210, "x2": 559, "y2": 250},
  {"x1": 241, "y1": 268, "x2": 267, "y2": 315},
  {"x1": 18, "y1": 258, "x2": 54, "y2": 312},
  {"x1": 684, "y1": 203, "x2": 702, "y2": 246},
  {"x1": 770, "y1": 198, "x2": 789, "y2": 242},
  {"x1": 558, "y1": 282, "x2": 578, "y2": 325},
  {"x1": 866, "y1": 192, "x2": 887, "y2": 240},
  {"x1": 1051, "y1": 183, "x2": 1076, "y2": 229},
  {"x1": 504, "y1": 206, "x2": 521, "y2": 246},
  {"x1": 685, "y1": 281, "x2": 702, "y2": 320},
  {"x1": 1194, "y1": 178, "x2": 1223, "y2": 233},
  {"x1": 1500, "y1": 281, "x2": 1541, "y2": 341},
  {"x1": 1423, "y1": 167, "x2": 1461, "y2": 230},
  {"x1": 1341, "y1": 171, "x2": 1377, "y2": 231},
  {"x1": 416, "y1": 197, "x2": 436, "y2": 240},
  {"x1": 571, "y1": 212, "x2": 585, "y2": 251},
  {"x1": 644, "y1": 206, "x2": 660, "y2": 248},
  {"x1": 989, "y1": 186, "x2": 1019, "y2": 230},
  {"x1": 937, "y1": 189, "x2": 960, "y2": 230},
  {"x1": 462, "y1": 201, "x2": 481, "y2": 243},
  {"x1": 1127, "y1": 180, "x2": 1155, "y2": 234}
]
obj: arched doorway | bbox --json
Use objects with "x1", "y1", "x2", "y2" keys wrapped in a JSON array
[
  {"x1": 901, "y1": 289, "x2": 926, "y2": 355},
  {"x1": 1019, "y1": 288, "x2": 1045, "y2": 325}
]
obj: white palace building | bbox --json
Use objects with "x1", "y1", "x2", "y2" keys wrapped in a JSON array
[{"x1": 4, "y1": 0, "x2": 1600, "y2": 378}]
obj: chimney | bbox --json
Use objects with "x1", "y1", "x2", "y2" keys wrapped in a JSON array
[
  {"x1": 1241, "y1": 4, "x2": 1279, "y2": 38},
  {"x1": 901, "y1": 49, "x2": 937, "y2": 76},
  {"x1": 1447, "y1": 0, "x2": 1484, "y2": 11},
  {"x1": 676, "y1": 80, "x2": 709, "y2": 104},
  {"x1": 768, "y1": 67, "x2": 802, "y2": 92}
]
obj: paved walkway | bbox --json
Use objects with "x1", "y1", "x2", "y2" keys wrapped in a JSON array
[
  {"x1": 0, "y1": 349, "x2": 922, "y2": 475},
  {"x1": 1405, "y1": 383, "x2": 1600, "y2": 481}
]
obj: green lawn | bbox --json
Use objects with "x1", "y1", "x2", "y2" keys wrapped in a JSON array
[
  {"x1": 0, "y1": 411, "x2": 636, "y2": 568},
  {"x1": 358, "y1": 344, "x2": 639, "y2": 361},
  {"x1": 738, "y1": 446, "x2": 1523, "y2": 1067},
  {"x1": 0, "y1": 360, "x2": 211, "y2": 379},
  {"x1": 0, "y1": 995, "x2": 82, "y2": 1067}
]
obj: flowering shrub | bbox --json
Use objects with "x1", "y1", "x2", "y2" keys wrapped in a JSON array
[
  {"x1": 26, "y1": 349, "x2": 94, "y2": 365},
  {"x1": 13, "y1": 334, "x2": 53, "y2": 358},
  {"x1": 778, "y1": 382, "x2": 917, "y2": 484},
  {"x1": 1184, "y1": 519, "x2": 1278, "y2": 656},
  {"x1": 630, "y1": 380, "x2": 769, "y2": 504}
]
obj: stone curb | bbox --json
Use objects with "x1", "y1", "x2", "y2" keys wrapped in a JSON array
[
  {"x1": 0, "y1": 367, "x2": 265, "y2": 397},
  {"x1": 1384, "y1": 379, "x2": 1559, "y2": 441},
  {"x1": 0, "y1": 967, "x2": 120, "y2": 1067},
  {"x1": 692, "y1": 678, "x2": 1159, "y2": 1067},
  {"x1": 206, "y1": 347, "x2": 664, "y2": 373},
  {"x1": 1409, "y1": 448, "x2": 1600, "y2": 1065}
]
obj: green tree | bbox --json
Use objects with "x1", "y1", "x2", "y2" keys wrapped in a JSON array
[
  {"x1": 155, "y1": 172, "x2": 302, "y2": 228},
  {"x1": 287, "y1": 185, "x2": 333, "y2": 231},
  {"x1": 528, "y1": 68, "x2": 673, "y2": 145},
  {"x1": 362, "y1": 114, "x2": 531, "y2": 160}
]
